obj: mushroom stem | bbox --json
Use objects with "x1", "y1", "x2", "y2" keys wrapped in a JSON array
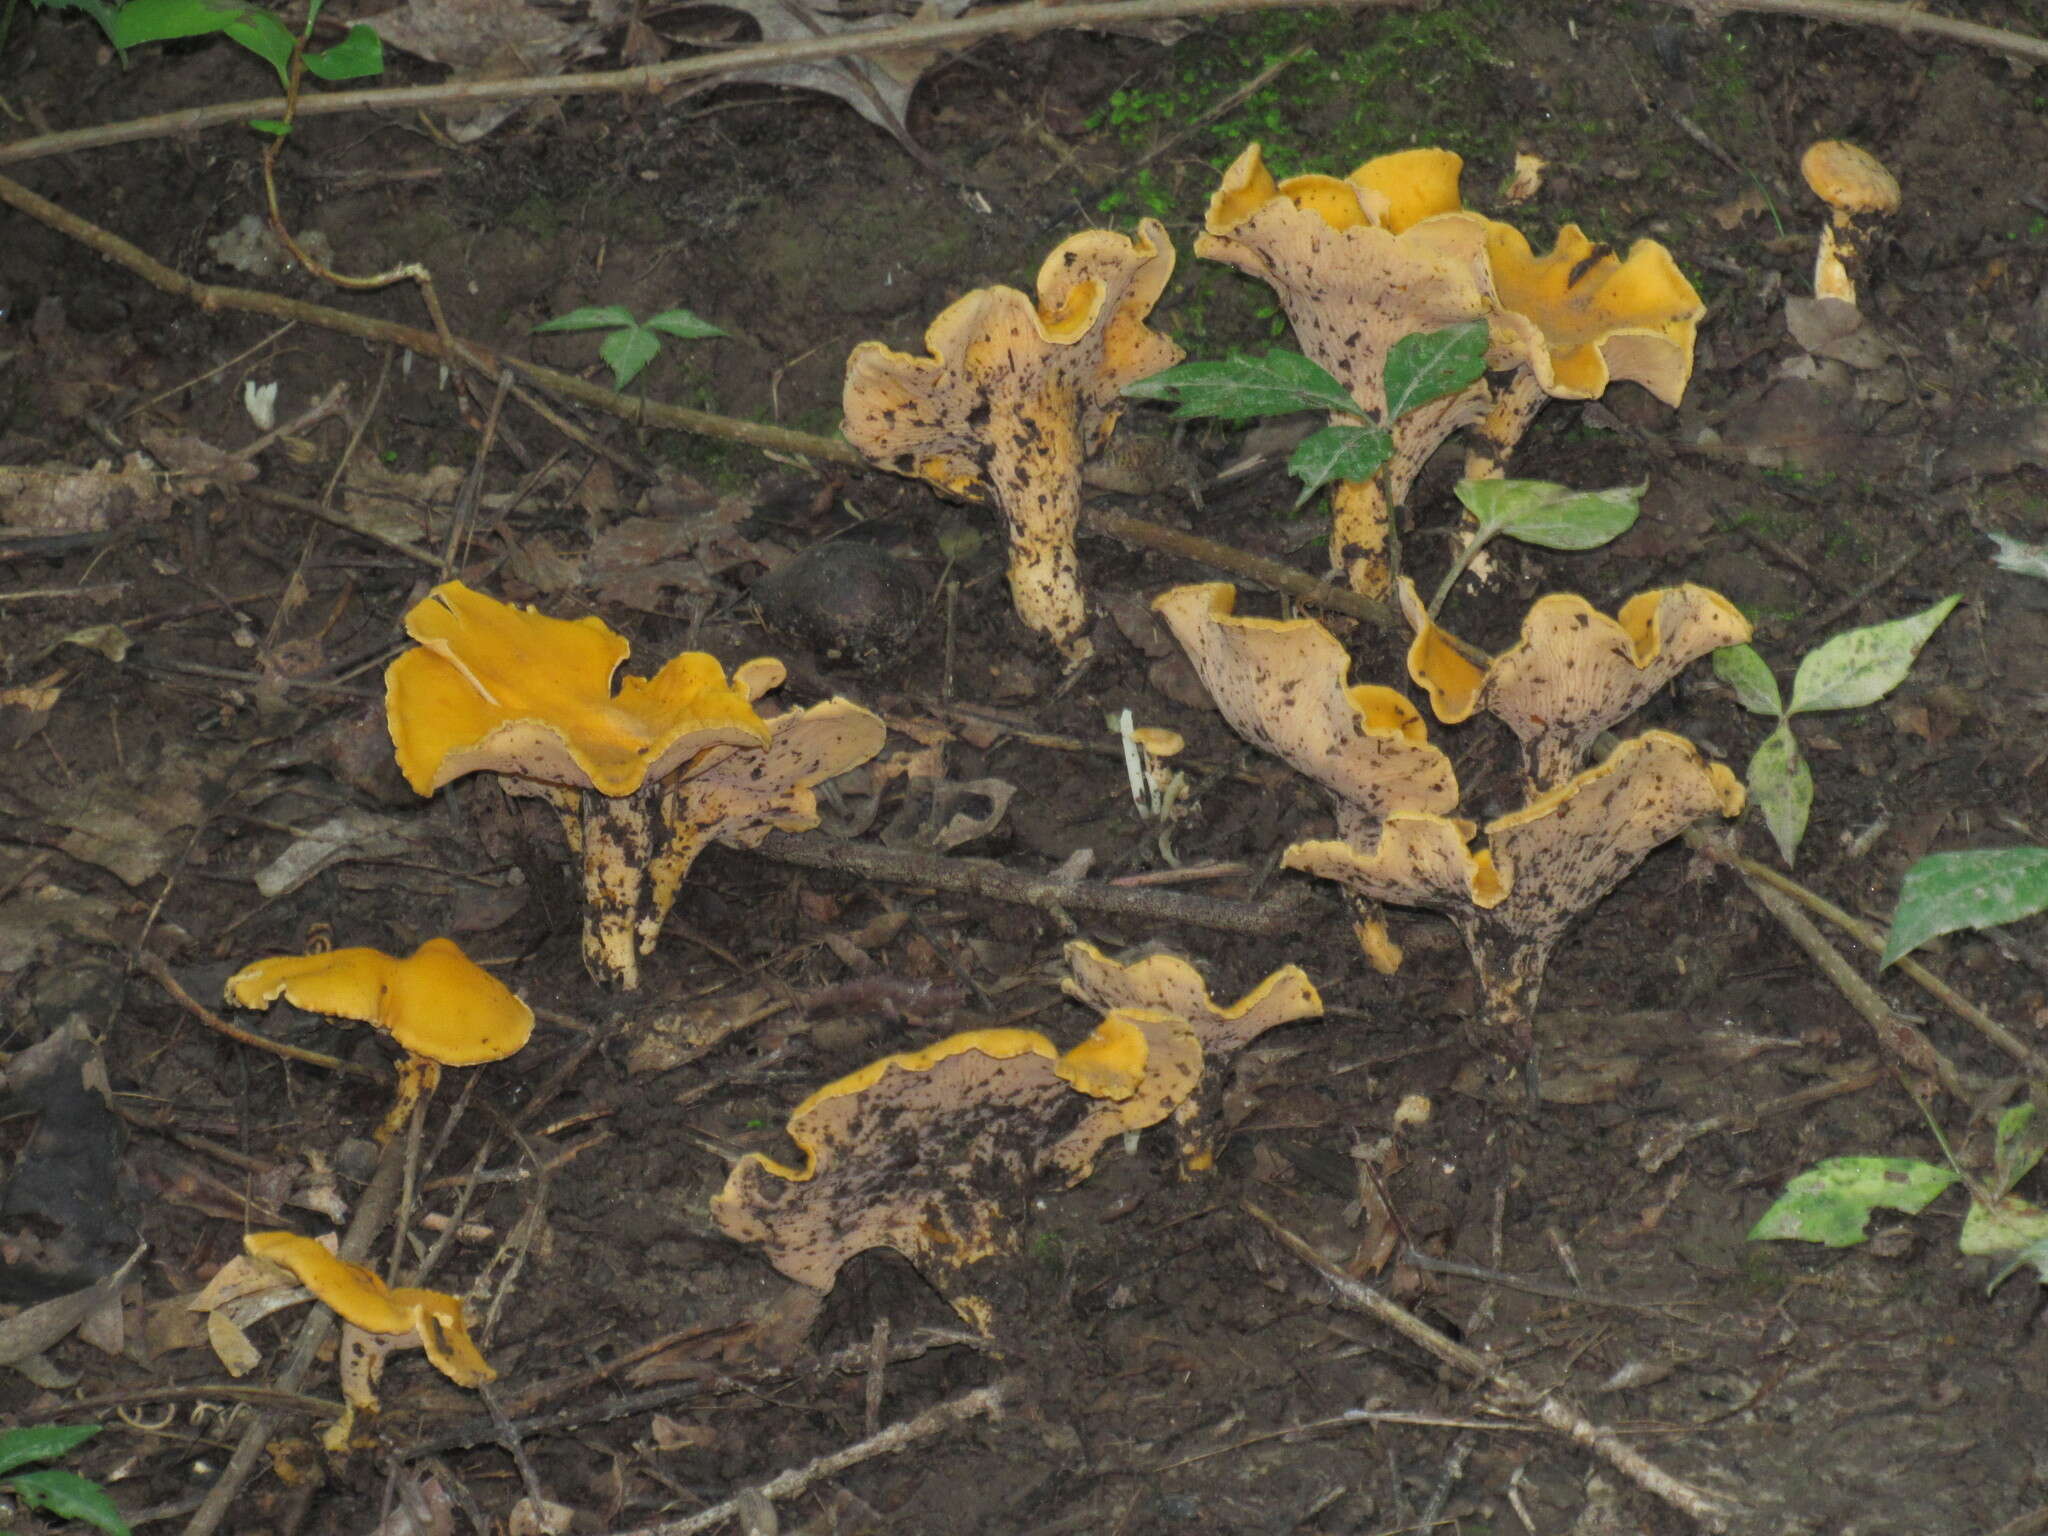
[
  {"x1": 1330, "y1": 476, "x2": 1397, "y2": 597},
  {"x1": 993, "y1": 407, "x2": 1092, "y2": 660},
  {"x1": 1462, "y1": 368, "x2": 1550, "y2": 482},
  {"x1": 375, "y1": 1055, "x2": 442, "y2": 1144},
  {"x1": 1455, "y1": 921, "x2": 1551, "y2": 1062},
  {"x1": 521, "y1": 781, "x2": 662, "y2": 991}
]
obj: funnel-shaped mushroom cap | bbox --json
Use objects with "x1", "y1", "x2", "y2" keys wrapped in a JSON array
[
  {"x1": 385, "y1": 582, "x2": 772, "y2": 798},
  {"x1": 1801, "y1": 140, "x2": 1900, "y2": 216},
  {"x1": 712, "y1": 1022, "x2": 1203, "y2": 1306},
  {"x1": 1482, "y1": 223, "x2": 1703, "y2": 405},
  {"x1": 842, "y1": 220, "x2": 1182, "y2": 657},
  {"x1": 243, "y1": 1232, "x2": 494, "y2": 1387},
  {"x1": 1151, "y1": 582, "x2": 1459, "y2": 834},
  {"x1": 1198, "y1": 143, "x2": 1490, "y2": 419},
  {"x1": 1400, "y1": 579, "x2": 1752, "y2": 790},
  {"x1": 1285, "y1": 731, "x2": 1743, "y2": 941},
  {"x1": 226, "y1": 937, "x2": 533, "y2": 1066},
  {"x1": 1062, "y1": 941, "x2": 1323, "y2": 1055}
]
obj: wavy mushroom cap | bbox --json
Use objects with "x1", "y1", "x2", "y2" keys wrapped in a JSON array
[
  {"x1": 385, "y1": 581, "x2": 772, "y2": 798},
  {"x1": 225, "y1": 936, "x2": 533, "y2": 1066},
  {"x1": 1482, "y1": 223, "x2": 1703, "y2": 405}
]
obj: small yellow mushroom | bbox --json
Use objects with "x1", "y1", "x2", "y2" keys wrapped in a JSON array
[
  {"x1": 1801, "y1": 140, "x2": 1900, "y2": 307},
  {"x1": 225, "y1": 937, "x2": 532, "y2": 1142},
  {"x1": 1398, "y1": 577, "x2": 1752, "y2": 791},
  {"x1": 229, "y1": 1231, "x2": 493, "y2": 1451}
]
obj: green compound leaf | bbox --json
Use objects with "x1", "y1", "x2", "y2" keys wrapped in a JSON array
[
  {"x1": 1712, "y1": 642, "x2": 1783, "y2": 718},
  {"x1": 1122, "y1": 350, "x2": 1357, "y2": 423},
  {"x1": 533, "y1": 306, "x2": 639, "y2": 333},
  {"x1": 0, "y1": 1425, "x2": 99, "y2": 1477},
  {"x1": 7, "y1": 1467, "x2": 132, "y2": 1536},
  {"x1": 643, "y1": 308, "x2": 726, "y2": 340},
  {"x1": 599, "y1": 325, "x2": 662, "y2": 392},
  {"x1": 1747, "y1": 721, "x2": 1811, "y2": 866},
  {"x1": 303, "y1": 22, "x2": 384, "y2": 79},
  {"x1": 1452, "y1": 478, "x2": 1642, "y2": 551},
  {"x1": 1287, "y1": 424, "x2": 1392, "y2": 507},
  {"x1": 1382, "y1": 320, "x2": 1488, "y2": 425},
  {"x1": 1786, "y1": 595, "x2": 1960, "y2": 716},
  {"x1": 1748, "y1": 1157, "x2": 1959, "y2": 1247},
  {"x1": 1881, "y1": 847, "x2": 2048, "y2": 968}
]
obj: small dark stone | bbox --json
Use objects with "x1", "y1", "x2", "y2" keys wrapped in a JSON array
[{"x1": 752, "y1": 541, "x2": 926, "y2": 672}]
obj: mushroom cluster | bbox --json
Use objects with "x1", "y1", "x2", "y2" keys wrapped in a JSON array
[
  {"x1": 385, "y1": 581, "x2": 885, "y2": 988},
  {"x1": 1192, "y1": 142, "x2": 1702, "y2": 595},
  {"x1": 713, "y1": 946, "x2": 1320, "y2": 1336},
  {"x1": 1155, "y1": 577, "x2": 1748, "y2": 1073}
]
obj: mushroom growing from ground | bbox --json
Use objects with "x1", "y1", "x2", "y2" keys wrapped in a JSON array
[
  {"x1": 1464, "y1": 223, "x2": 1703, "y2": 481},
  {"x1": 196, "y1": 1231, "x2": 494, "y2": 1451},
  {"x1": 1801, "y1": 139, "x2": 1900, "y2": 307},
  {"x1": 843, "y1": 220, "x2": 1182, "y2": 662},
  {"x1": 1153, "y1": 583, "x2": 1745, "y2": 1079},
  {"x1": 1150, "y1": 582, "x2": 1461, "y2": 843},
  {"x1": 385, "y1": 581, "x2": 782, "y2": 989},
  {"x1": 1286, "y1": 731, "x2": 1744, "y2": 1066},
  {"x1": 225, "y1": 937, "x2": 532, "y2": 1141},
  {"x1": 711, "y1": 1018, "x2": 1200, "y2": 1338},
  {"x1": 1061, "y1": 941, "x2": 1322, "y2": 1170},
  {"x1": 1196, "y1": 143, "x2": 1495, "y2": 596},
  {"x1": 1397, "y1": 578, "x2": 1752, "y2": 792}
]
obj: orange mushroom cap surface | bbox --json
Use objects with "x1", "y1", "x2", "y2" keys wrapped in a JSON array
[
  {"x1": 225, "y1": 936, "x2": 533, "y2": 1067},
  {"x1": 385, "y1": 581, "x2": 771, "y2": 798}
]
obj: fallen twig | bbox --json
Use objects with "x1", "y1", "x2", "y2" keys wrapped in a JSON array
[
  {"x1": 135, "y1": 950, "x2": 386, "y2": 1082},
  {"x1": 1728, "y1": 849, "x2": 2048, "y2": 1080},
  {"x1": 1659, "y1": 0, "x2": 2048, "y2": 69},
  {"x1": 596, "y1": 1379, "x2": 1010, "y2": 1536},
  {"x1": 0, "y1": 173, "x2": 1397, "y2": 631},
  {"x1": 0, "y1": 0, "x2": 1418, "y2": 165},
  {"x1": 751, "y1": 830, "x2": 1318, "y2": 935},
  {"x1": 1244, "y1": 1203, "x2": 1742, "y2": 1534}
]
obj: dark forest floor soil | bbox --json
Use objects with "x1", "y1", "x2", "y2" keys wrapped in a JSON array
[{"x1": 5, "y1": 2, "x2": 2048, "y2": 1533}]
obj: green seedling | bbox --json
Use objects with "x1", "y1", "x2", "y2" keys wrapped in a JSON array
[
  {"x1": 1751, "y1": 1099, "x2": 2048, "y2": 1293},
  {"x1": 1122, "y1": 320, "x2": 1488, "y2": 510},
  {"x1": 0, "y1": 1424, "x2": 130, "y2": 1536},
  {"x1": 1711, "y1": 595, "x2": 1960, "y2": 865},
  {"x1": 532, "y1": 306, "x2": 727, "y2": 393},
  {"x1": 1427, "y1": 478, "x2": 1644, "y2": 614},
  {"x1": 35, "y1": 0, "x2": 381, "y2": 115}
]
